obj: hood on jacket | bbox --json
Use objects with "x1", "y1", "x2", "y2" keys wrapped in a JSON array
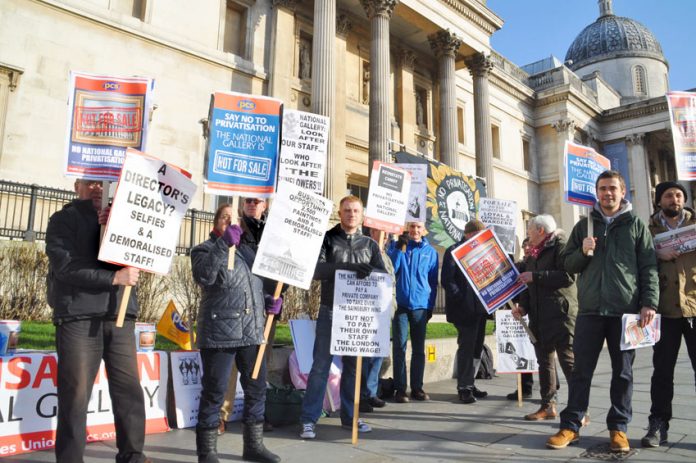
[{"x1": 593, "y1": 199, "x2": 633, "y2": 223}]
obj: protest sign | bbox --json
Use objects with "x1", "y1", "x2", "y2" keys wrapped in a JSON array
[
  {"x1": 451, "y1": 229, "x2": 526, "y2": 313},
  {"x1": 156, "y1": 300, "x2": 195, "y2": 350},
  {"x1": 205, "y1": 92, "x2": 282, "y2": 196},
  {"x1": 330, "y1": 270, "x2": 393, "y2": 357},
  {"x1": 64, "y1": 72, "x2": 155, "y2": 181},
  {"x1": 478, "y1": 198, "x2": 517, "y2": 255},
  {"x1": 0, "y1": 351, "x2": 168, "y2": 456},
  {"x1": 99, "y1": 149, "x2": 197, "y2": 275},
  {"x1": 364, "y1": 162, "x2": 412, "y2": 234},
  {"x1": 397, "y1": 163, "x2": 428, "y2": 223},
  {"x1": 563, "y1": 141, "x2": 611, "y2": 207},
  {"x1": 620, "y1": 314, "x2": 662, "y2": 351},
  {"x1": 495, "y1": 311, "x2": 538, "y2": 374},
  {"x1": 278, "y1": 109, "x2": 329, "y2": 195},
  {"x1": 653, "y1": 224, "x2": 696, "y2": 255},
  {"x1": 170, "y1": 351, "x2": 243, "y2": 428},
  {"x1": 289, "y1": 319, "x2": 342, "y2": 375},
  {"x1": 252, "y1": 180, "x2": 331, "y2": 290},
  {"x1": 667, "y1": 91, "x2": 696, "y2": 180}
]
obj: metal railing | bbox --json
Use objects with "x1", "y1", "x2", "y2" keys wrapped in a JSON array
[{"x1": 0, "y1": 179, "x2": 214, "y2": 253}]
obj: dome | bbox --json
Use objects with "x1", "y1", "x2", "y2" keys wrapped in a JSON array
[{"x1": 565, "y1": 14, "x2": 666, "y2": 71}]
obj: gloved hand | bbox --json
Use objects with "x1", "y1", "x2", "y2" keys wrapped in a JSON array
[
  {"x1": 264, "y1": 295, "x2": 283, "y2": 315},
  {"x1": 396, "y1": 233, "x2": 409, "y2": 250},
  {"x1": 350, "y1": 263, "x2": 373, "y2": 279},
  {"x1": 222, "y1": 224, "x2": 243, "y2": 247}
]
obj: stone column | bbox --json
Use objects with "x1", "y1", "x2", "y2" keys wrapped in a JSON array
[
  {"x1": 269, "y1": 0, "x2": 300, "y2": 101},
  {"x1": 552, "y1": 118, "x2": 579, "y2": 230},
  {"x1": 626, "y1": 133, "x2": 653, "y2": 220},
  {"x1": 311, "y1": 0, "x2": 337, "y2": 200},
  {"x1": 396, "y1": 49, "x2": 416, "y2": 152},
  {"x1": 429, "y1": 30, "x2": 462, "y2": 170},
  {"x1": 362, "y1": 0, "x2": 398, "y2": 169},
  {"x1": 330, "y1": 13, "x2": 352, "y2": 205},
  {"x1": 465, "y1": 53, "x2": 495, "y2": 195}
]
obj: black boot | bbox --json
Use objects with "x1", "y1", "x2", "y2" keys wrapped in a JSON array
[
  {"x1": 641, "y1": 417, "x2": 668, "y2": 447},
  {"x1": 242, "y1": 422, "x2": 281, "y2": 463},
  {"x1": 196, "y1": 426, "x2": 220, "y2": 463}
]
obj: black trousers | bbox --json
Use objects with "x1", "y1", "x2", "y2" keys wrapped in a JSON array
[
  {"x1": 455, "y1": 316, "x2": 486, "y2": 390},
  {"x1": 56, "y1": 318, "x2": 146, "y2": 463},
  {"x1": 649, "y1": 317, "x2": 696, "y2": 425}
]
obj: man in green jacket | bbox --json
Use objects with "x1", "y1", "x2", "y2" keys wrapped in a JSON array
[{"x1": 547, "y1": 170, "x2": 658, "y2": 453}]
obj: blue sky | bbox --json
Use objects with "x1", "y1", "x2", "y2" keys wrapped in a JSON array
[{"x1": 488, "y1": 0, "x2": 695, "y2": 91}]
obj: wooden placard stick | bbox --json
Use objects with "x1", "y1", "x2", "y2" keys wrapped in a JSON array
[
  {"x1": 378, "y1": 230, "x2": 385, "y2": 250},
  {"x1": 100, "y1": 180, "x2": 110, "y2": 241},
  {"x1": 586, "y1": 212, "x2": 594, "y2": 257},
  {"x1": 228, "y1": 196, "x2": 240, "y2": 270},
  {"x1": 352, "y1": 355, "x2": 363, "y2": 445},
  {"x1": 505, "y1": 301, "x2": 537, "y2": 344},
  {"x1": 188, "y1": 308, "x2": 196, "y2": 349},
  {"x1": 251, "y1": 281, "x2": 283, "y2": 379},
  {"x1": 115, "y1": 285, "x2": 131, "y2": 328},
  {"x1": 517, "y1": 373, "x2": 523, "y2": 407}
]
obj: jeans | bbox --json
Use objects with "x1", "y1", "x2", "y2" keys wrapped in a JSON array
[
  {"x1": 392, "y1": 307, "x2": 428, "y2": 392},
  {"x1": 301, "y1": 305, "x2": 357, "y2": 425},
  {"x1": 649, "y1": 317, "x2": 696, "y2": 424},
  {"x1": 197, "y1": 344, "x2": 266, "y2": 428},
  {"x1": 55, "y1": 318, "x2": 146, "y2": 463},
  {"x1": 361, "y1": 356, "x2": 384, "y2": 399},
  {"x1": 560, "y1": 315, "x2": 635, "y2": 432},
  {"x1": 455, "y1": 316, "x2": 486, "y2": 390},
  {"x1": 534, "y1": 332, "x2": 574, "y2": 405}
]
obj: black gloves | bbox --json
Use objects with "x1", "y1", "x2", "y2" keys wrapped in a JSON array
[
  {"x1": 343, "y1": 263, "x2": 373, "y2": 279},
  {"x1": 396, "y1": 233, "x2": 409, "y2": 250}
]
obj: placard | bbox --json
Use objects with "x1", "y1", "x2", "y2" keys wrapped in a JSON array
[
  {"x1": 564, "y1": 141, "x2": 611, "y2": 206},
  {"x1": 397, "y1": 163, "x2": 428, "y2": 222},
  {"x1": 363, "y1": 162, "x2": 412, "y2": 234},
  {"x1": 495, "y1": 311, "x2": 538, "y2": 374},
  {"x1": 620, "y1": 314, "x2": 662, "y2": 351},
  {"x1": 478, "y1": 198, "x2": 517, "y2": 255},
  {"x1": 667, "y1": 91, "x2": 696, "y2": 180},
  {"x1": 278, "y1": 109, "x2": 329, "y2": 195},
  {"x1": 653, "y1": 224, "x2": 696, "y2": 255}
]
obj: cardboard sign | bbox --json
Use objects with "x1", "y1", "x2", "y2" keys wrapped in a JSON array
[
  {"x1": 451, "y1": 229, "x2": 526, "y2": 314},
  {"x1": 205, "y1": 92, "x2": 282, "y2": 196},
  {"x1": 64, "y1": 71, "x2": 155, "y2": 181},
  {"x1": 364, "y1": 162, "x2": 412, "y2": 234},
  {"x1": 667, "y1": 91, "x2": 696, "y2": 180},
  {"x1": 398, "y1": 163, "x2": 428, "y2": 223},
  {"x1": 252, "y1": 180, "x2": 332, "y2": 290},
  {"x1": 0, "y1": 351, "x2": 168, "y2": 456},
  {"x1": 278, "y1": 109, "x2": 329, "y2": 195},
  {"x1": 564, "y1": 141, "x2": 611, "y2": 207},
  {"x1": 99, "y1": 149, "x2": 197, "y2": 275},
  {"x1": 495, "y1": 311, "x2": 538, "y2": 374},
  {"x1": 478, "y1": 198, "x2": 517, "y2": 255},
  {"x1": 330, "y1": 270, "x2": 392, "y2": 357}
]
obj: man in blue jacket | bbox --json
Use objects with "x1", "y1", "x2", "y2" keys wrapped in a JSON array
[{"x1": 388, "y1": 221, "x2": 439, "y2": 402}]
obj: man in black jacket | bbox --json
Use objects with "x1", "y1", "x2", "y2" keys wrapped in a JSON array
[
  {"x1": 299, "y1": 195, "x2": 385, "y2": 440},
  {"x1": 45, "y1": 179, "x2": 147, "y2": 463}
]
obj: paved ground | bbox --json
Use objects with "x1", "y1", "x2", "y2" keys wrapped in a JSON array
[{"x1": 8, "y1": 344, "x2": 696, "y2": 462}]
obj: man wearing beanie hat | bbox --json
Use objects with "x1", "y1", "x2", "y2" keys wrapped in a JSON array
[
  {"x1": 642, "y1": 181, "x2": 696, "y2": 448},
  {"x1": 441, "y1": 219, "x2": 490, "y2": 403}
]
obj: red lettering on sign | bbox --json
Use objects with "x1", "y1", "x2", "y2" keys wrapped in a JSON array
[
  {"x1": 5, "y1": 357, "x2": 31, "y2": 390},
  {"x1": 137, "y1": 353, "x2": 160, "y2": 381},
  {"x1": 32, "y1": 356, "x2": 57, "y2": 389}
]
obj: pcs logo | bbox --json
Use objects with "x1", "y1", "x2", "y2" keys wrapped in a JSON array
[
  {"x1": 171, "y1": 311, "x2": 189, "y2": 332},
  {"x1": 103, "y1": 81, "x2": 120, "y2": 91},
  {"x1": 238, "y1": 99, "x2": 256, "y2": 111}
]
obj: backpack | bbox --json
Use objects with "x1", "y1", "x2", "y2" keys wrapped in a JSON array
[{"x1": 476, "y1": 344, "x2": 496, "y2": 379}]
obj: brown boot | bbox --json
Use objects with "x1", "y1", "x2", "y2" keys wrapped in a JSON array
[{"x1": 524, "y1": 403, "x2": 557, "y2": 421}]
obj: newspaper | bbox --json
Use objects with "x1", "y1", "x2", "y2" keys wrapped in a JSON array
[
  {"x1": 620, "y1": 313, "x2": 661, "y2": 351},
  {"x1": 653, "y1": 224, "x2": 696, "y2": 254}
]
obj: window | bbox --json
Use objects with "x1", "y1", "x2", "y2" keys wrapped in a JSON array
[
  {"x1": 457, "y1": 107, "x2": 465, "y2": 144},
  {"x1": 522, "y1": 138, "x2": 531, "y2": 172},
  {"x1": 0, "y1": 65, "x2": 22, "y2": 161},
  {"x1": 491, "y1": 124, "x2": 501, "y2": 159},
  {"x1": 347, "y1": 183, "x2": 368, "y2": 206},
  {"x1": 223, "y1": 0, "x2": 248, "y2": 57},
  {"x1": 110, "y1": 0, "x2": 146, "y2": 20},
  {"x1": 633, "y1": 65, "x2": 647, "y2": 96}
]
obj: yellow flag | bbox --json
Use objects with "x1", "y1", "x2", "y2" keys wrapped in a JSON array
[{"x1": 156, "y1": 300, "x2": 195, "y2": 350}]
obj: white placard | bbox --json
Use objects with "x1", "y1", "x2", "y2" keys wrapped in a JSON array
[
  {"x1": 99, "y1": 149, "x2": 197, "y2": 274},
  {"x1": 397, "y1": 163, "x2": 428, "y2": 222},
  {"x1": 495, "y1": 311, "x2": 538, "y2": 373},
  {"x1": 289, "y1": 319, "x2": 342, "y2": 375},
  {"x1": 252, "y1": 180, "x2": 332, "y2": 289},
  {"x1": 278, "y1": 109, "x2": 329, "y2": 195},
  {"x1": 478, "y1": 197, "x2": 518, "y2": 255},
  {"x1": 330, "y1": 270, "x2": 392, "y2": 357},
  {"x1": 364, "y1": 162, "x2": 412, "y2": 234},
  {"x1": 170, "y1": 351, "x2": 243, "y2": 429}
]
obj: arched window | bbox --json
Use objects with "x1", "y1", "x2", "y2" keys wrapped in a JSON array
[{"x1": 633, "y1": 65, "x2": 647, "y2": 96}]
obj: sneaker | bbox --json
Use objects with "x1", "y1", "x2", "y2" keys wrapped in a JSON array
[
  {"x1": 368, "y1": 396, "x2": 386, "y2": 408},
  {"x1": 472, "y1": 386, "x2": 488, "y2": 399},
  {"x1": 341, "y1": 419, "x2": 372, "y2": 433},
  {"x1": 507, "y1": 390, "x2": 532, "y2": 400},
  {"x1": 609, "y1": 430, "x2": 630, "y2": 452},
  {"x1": 359, "y1": 400, "x2": 374, "y2": 413},
  {"x1": 300, "y1": 422, "x2": 316, "y2": 439},
  {"x1": 394, "y1": 390, "x2": 410, "y2": 403},
  {"x1": 410, "y1": 389, "x2": 430, "y2": 401},
  {"x1": 458, "y1": 388, "x2": 476, "y2": 404},
  {"x1": 546, "y1": 429, "x2": 579, "y2": 449},
  {"x1": 641, "y1": 418, "x2": 668, "y2": 448}
]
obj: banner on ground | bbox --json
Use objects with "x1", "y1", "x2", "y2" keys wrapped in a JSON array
[
  {"x1": 170, "y1": 351, "x2": 243, "y2": 428},
  {"x1": 0, "y1": 351, "x2": 168, "y2": 456},
  {"x1": 398, "y1": 163, "x2": 428, "y2": 223},
  {"x1": 495, "y1": 311, "x2": 538, "y2": 373},
  {"x1": 564, "y1": 141, "x2": 611, "y2": 207},
  {"x1": 620, "y1": 314, "x2": 662, "y2": 351},
  {"x1": 204, "y1": 92, "x2": 282, "y2": 196},
  {"x1": 99, "y1": 149, "x2": 197, "y2": 275},
  {"x1": 394, "y1": 151, "x2": 486, "y2": 249},
  {"x1": 667, "y1": 91, "x2": 696, "y2": 180},
  {"x1": 478, "y1": 198, "x2": 517, "y2": 255},
  {"x1": 364, "y1": 162, "x2": 412, "y2": 234},
  {"x1": 156, "y1": 300, "x2": 195, "y2": 350},
  {"x1": 330, "y1": 270, "x2": 393, "y2": 357},
  {"x1": 451, "y1": 228, "x2": 526, "y2": 314},
  {"x1": 278, "y1": 109, "x2": 329, "y2": 195},
  {"x1": 252, "y1": 180, "x2": 332, "y2": 290},
  {"x1": 64, "y1": 71, "x2": 155, "y2": 181}
]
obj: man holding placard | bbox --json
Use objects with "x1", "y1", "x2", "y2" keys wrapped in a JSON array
[
  {"x1": 46, "y1": 179, "x2": 148, "y2": 463},
  {"x1": 299, "y1": 196, "x2": 385, "y2": 440}
]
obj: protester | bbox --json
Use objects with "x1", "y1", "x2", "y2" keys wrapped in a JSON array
[
  {"x1": 45, "y1": 179, "x2": 149, "y2": 463},
  {"x1": 642, "y1": 181, "x2": 696, "y2": 447},
  {"x1": 512, "y1": 214, "x2": 577, "y2": 420},
  {"x1": 300, "y1": 195, "x2": 385, "y2": 439},
  {"x1": 547, "y1": 170, "x2": 658, "y2": 452},
  {"x1": 191, "y1": 203, "x2": 280, "y2": 463},
  {"x1": 441, "y1": 219, "x2": 490, "y2": 403},
  {"x1": 387, "y1": 221, "x2": 439, "y2": 402}
]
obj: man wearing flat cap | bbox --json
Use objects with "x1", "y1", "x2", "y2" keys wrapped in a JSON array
[{"x1": 642, "y1": 181, "x2": 696, "y2": 448}]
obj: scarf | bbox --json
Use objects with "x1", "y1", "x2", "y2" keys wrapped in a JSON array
[{"x1": 528, "y1": 232, "x2": 552, "y2": 260}]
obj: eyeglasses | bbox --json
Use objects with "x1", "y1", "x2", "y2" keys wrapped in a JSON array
[
  {"x1": 76, "y1": 180, "x2": 102, "y2": 189},
  {"x1": 244, "y1": 198, "x2": 264, "y2": 205}
]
